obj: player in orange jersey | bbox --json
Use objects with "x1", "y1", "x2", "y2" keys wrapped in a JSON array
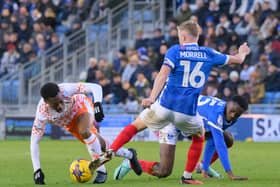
[{"x1": 30, "y1": 82, "x2": 141, "y2": 184}]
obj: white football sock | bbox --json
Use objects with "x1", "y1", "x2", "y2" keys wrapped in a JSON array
[
  {"x1": 84, "y1": 134, "x2": 106, "y2": 173},
  {"x1": 183, "y1": 171, "x2": 192, "y2": 179},
  {"x1": 104, "y1": 139, "x2": 132, "y2": 159}
]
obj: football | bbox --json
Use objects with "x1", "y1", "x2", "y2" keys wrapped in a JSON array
[{"x1": 69, "y1": 159, "x2": 93, "y2": 183}]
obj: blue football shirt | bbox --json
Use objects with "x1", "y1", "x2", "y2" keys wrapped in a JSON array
[{"x1": 159, "y1": 43, "x2": 228, "y2": 115}]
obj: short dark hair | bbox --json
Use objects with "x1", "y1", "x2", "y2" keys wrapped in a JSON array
[
  {"x1": 231, "y1": 95, "x2": 248, "y2": 111},
  {"x1": 40, "y1": 82, "x2": 59, "y2": 100}
]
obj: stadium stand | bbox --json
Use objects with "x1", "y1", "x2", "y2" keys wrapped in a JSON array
[{"x1": 0, "y1": 0, "x2": 280, "y2": 116}]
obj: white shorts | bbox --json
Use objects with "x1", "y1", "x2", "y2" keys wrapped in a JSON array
[
  {"x1": 139, "y1": 101, "x2": 203, "y2": 137},
  {"x1": 158, "y1": 123, "x2": 180, "y2": 145}
]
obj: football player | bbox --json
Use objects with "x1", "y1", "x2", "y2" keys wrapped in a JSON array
[
  {"x1": 92, "y1": 20, "x2": 250, "y2": 184},
  {"x1": 114, "y1": 95, "x2": 249, "y2": 183},
  {"x1": 30, "y1": 82, "x2": 141, "y2": 184}
]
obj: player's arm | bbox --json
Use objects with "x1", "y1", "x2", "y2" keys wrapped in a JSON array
[
  {"x1": 60, "y1": 83, "x2": 104, "y2": 122},
  {"x1": 30, "y1": 121, "x2": 46, "y2": 184},
  {"x1": 142, "y1": 46, "x2": 175, "y2": 107},
  {"x1": 30, "y1": 103, "x2": 47, "y2": 184},
  {"x1": 202, "y1": 137, "x2": 216, "y2": 177},
  {"x1": 150, "y1": 65, "x2": 170, "y2": 101},
  {"x1": 227, "y1": 42, "x2": 251, "y2": 65},
  {"x1": 59, "y1": 82, "x2": 103, "y2": 102},
  {"x1": 80, "y1": 83, "x2": 104, "y2": 122},
  {"x1": 210, "y1": 125, "x2": 248, "y2": 180}
]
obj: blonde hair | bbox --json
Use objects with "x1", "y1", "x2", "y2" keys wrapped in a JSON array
[{"x1": 177, "y1": 20, "x2": 199, "y2": 37}]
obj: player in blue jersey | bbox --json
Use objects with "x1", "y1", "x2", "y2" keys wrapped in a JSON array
[
  {"x1": 114, "y1": 95, "x2": 249, "y2": 182},
  {"x1": 90, "y1": 20, "x2": 250, "y2": 184}
]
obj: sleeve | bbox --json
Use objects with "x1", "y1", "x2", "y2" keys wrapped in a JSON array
[
  {"x1": 59, "y1": 83, "x2": 103, "y2": 103},
  {"x1": 209, "y1": 124, "x2": 232, "y2": 172},
  {"x1": 209, "y1": 48, "x2": 229, "y2": 66},
  {"x1": 30, "y1": 101, "x2": 47, "y2": 172},
  {"x1": 163, "y1": 45, "x2": 177, "y2": 69},
  {"x1": 202, "y1": 138, "x2": 216, "y2": 171}
]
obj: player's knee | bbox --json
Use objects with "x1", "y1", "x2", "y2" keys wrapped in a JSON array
[
  {"x1": 223, "y1": 131, "x2": 234, "y2": 148},
  {"x1": 158, "y1": 168, "x2": 172, "y2": 178}
]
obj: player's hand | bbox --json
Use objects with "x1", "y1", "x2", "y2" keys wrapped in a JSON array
[
  {"x1": 227, "y1": 171, "x2": 248, "y2": 180},
  {"x1": 34, "y1": 168, "x2": 45, "y2": 185},
  {"x1": 230, "y1": 175, "x2": 248, "y2": 180},
  {"x1": 94, "y1": 102, "x2": 104, "y2": 122},
  {"x1": 141, "y1": 98, "x2": 154, "y2": 108},
  {"x1": 238, "y1": 42, "x2": 250, "y2": 55},
  {"x1": 201, "y1": 170, "x2": 210, "y2": 178}
]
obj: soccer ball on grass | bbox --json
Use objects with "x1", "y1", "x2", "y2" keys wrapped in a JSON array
[{"x1": 69, "y1": 159, "x2": 93, "y2": 183}]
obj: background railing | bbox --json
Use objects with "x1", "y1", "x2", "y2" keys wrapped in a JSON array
[{"x1": 0, "y1": 0, "x2": 279, "y2": 115}]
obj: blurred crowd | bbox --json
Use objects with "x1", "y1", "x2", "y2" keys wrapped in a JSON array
[
  {"x1": 83, "y1": 0, "x2": 280, "y2": 108},
  {"x1": 1, "y1": 0, "x2": 280, "y2": 108},
  {"x1": 0, "y1": 0, "x2": 107, "y2": 78}
]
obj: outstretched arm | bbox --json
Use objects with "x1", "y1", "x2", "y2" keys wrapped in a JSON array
[
  {"x1": 227, "y1": 42, "x2": 251, "y2": 65},
  {"x1": 59, "y1": 83, "x2": 103, "y2": 102}
]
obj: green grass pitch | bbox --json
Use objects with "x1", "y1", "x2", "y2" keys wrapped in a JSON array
[{"x1": 0, "y1": 140, "x2": 279, "y2": 187}]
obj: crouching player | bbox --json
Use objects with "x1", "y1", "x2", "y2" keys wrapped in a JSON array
[
  {"x1": 30, "y1": 82, "x2": 141, "y2": 184},
  {"x1": 114, "y1": 95, "x2": 249, "y2": 183}
]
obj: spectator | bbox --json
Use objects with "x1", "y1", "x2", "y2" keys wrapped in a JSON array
[
  {"x1": 240, "y1": 63, "x2": 256, "y2": 82},
  {"x1": 221, "y1": 86, "x2": 234, "y2": 101},
  {"x1": 86, "y1": 57, "x2": 98, "y2": 83},
  {"x1": 259, "y1": 14, "x2": 278, "y2": 40},
  {"x1": 264, "y1": 42, "x2": 280, "y2": 68},
  {"x1": 237, "y1": 84, "x2": 250, "y2": 104},
  {"x1": 215, "y1": 13, "x2": 230, "y2": 35},
  {"x1": 226, "y1": 70, "x2": 242, "y2": 95},
  {"x1": 134, "y1": 30, "x2": 148, "y2": 49},
  {"x1": 134, "y1": 72, "x2": 150, "y2": 99},
  {"x1": 19, "y1": 42, "x2": 34, "y2": 64},
  {"x1": 255, "y1": 54, "x2": 270, "y2": 81},
  {"x1": 146, "y1": 47, "x2": 158, "y2": 71},
  {"x1": 248, "y1": 72, "x2": 265, "y2": 104},
  {"x1": 262, "y1": 64, "x2": 280, "y2": 103},
  {"x1": 258, "y1": 0, "x2": 273, "y2": 26},
  {"x1": 174, "y1": 2, "x2": 192, "y2": 25},
  {"x1": 17, "y1": 20, "x2": 32, "y2": 43},
  {"x1": 155, "y1": 41, "x2": 168, "y2": 71},
  {"x1": 247, "y1": 26, "x2": 261, "y2": 65},
  {"x1": 194, "y1": 0, "x2": 209, "y2": 27},
  {"x1": 148, "y1": 28, "x2": 165, "y2": 53},
  {"x1": 167, "y1": 28, "x2": 179, "y2": 47},
  {"x1": 218, "y1": 70, "x2": 230, "y2": 97},
  {"x1": 110, "y1": 73, "x2": 127, "y2": 104},
  {"x1": 0, "y1": 43, "x2": 20, "y2": 76},
  {"x1": 121, "y1": 53, "x2": 139, "y2": 84},
  {"x1": 207, "y1": 0, "x2": 220, "y2": 24}
]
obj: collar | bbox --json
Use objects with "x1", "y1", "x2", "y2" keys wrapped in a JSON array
[{"x1": 182, "y1": 43, "x2": 198, "y2": 45}]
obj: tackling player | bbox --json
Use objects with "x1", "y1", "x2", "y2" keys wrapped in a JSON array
[
  {"x1": 114, "y1": 95, "x2": 249, "y2": 183},
  {"x1": 92, "y1": 20, "x2": 250, "y2": 184},
  {"x1": 30, "y1": 82, "x2": 141, "y2": 184}
]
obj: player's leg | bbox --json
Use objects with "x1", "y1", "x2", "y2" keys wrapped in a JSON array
[
  {"x1": 113, "y1": 123, "x2": 178, "y2": 180},
  {"x1": 148, "y1": 123, "x2": 178, "y2": 178},
  {"x1": 180, "y1": 135, "x2": 204, "y2": 184},
  {"x1": 174, "y1": 113, "x2": 204, "y2": 184},
  {"x1": 107, "y1": 103, "x2": 172, "y2": 175},
  {"x1": 149, "y1": 143, "x2": 176, "y2": 178},
  {"x1": 76, "y1": 112, "x2": 108, "y2": 183}
]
